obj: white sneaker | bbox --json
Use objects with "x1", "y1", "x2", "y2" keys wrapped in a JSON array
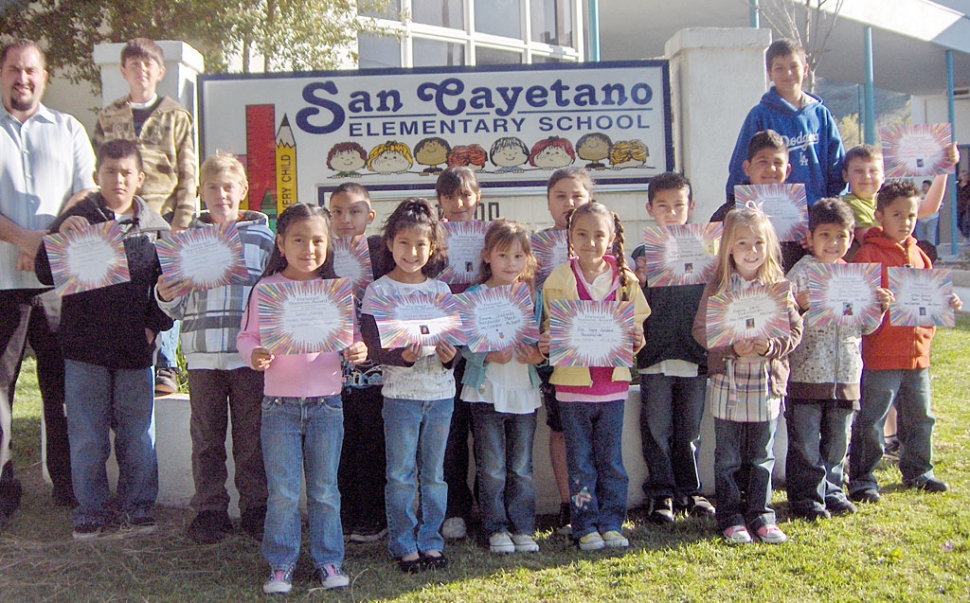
[
  {"x1": 488, "y1": 531, "x2": 515, "y2": 553},
  {"x1": 723, "y1": 524, "x2": 752, "y2": 545},
  {"x1": 511, "y1": 533, "x2": 539, "y2": 552},
  {"x1": 263, "y1": 568, "x2": 293, "y2": 594},
  {"x1": 601, "y1": 530, "x2": 629, "y2": 548},
  {"x1": 577, "y1": 531, "x2": 605, "y2": 551},
  {"x1": 441, "y1": 517, "x2": 467, "y2": 539},
  {"x1": 318, "y1": 564, "x2": 350, "y2": 589}
]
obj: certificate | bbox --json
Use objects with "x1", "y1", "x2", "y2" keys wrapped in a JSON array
[
  {"x1": 368, "y1": 291, "x2": 466, "y2": 348},
  {"x1": 332, "y1": 236, "x2": 373, "y2": 300},
  {"x1": 706, "y1": 281, "x2": 791, "y2": 348},
  {"x1": 43, "y1": 221, "x2": 130, "y2": 296},
  {"x1": 453, "y1": 282, "x2": 540, "y2": 352},
  {"x1": 734, "y1": 184, "x2": 808, "y2": 242},
  {"x1": 155, "y1": 222, "x2": 249, "y2": 296},
  {"x1": 806, "y1": 263, "x2": 882, "y2": 331},
  {"x1": 255, "y1": 278, "x2": 355, "y2": 355},
  {"x1": 439, "y1": 220, "x2": 488, "y2": 285},
  {"x1": 880, "y1": 123, "x2": 952, "y2": 178},
  {"x1": 547, "y1": 299, "x2": 634, "y2": 368},
  {"x1": 642, "y1": 223, "x2": 722, "y2": 287},
  {"x1": 888, "y1": 267, "x2": 954, "y2": 328},
  {"x1": 531, "y1": 229, "x2": 569, "y2": 287}
]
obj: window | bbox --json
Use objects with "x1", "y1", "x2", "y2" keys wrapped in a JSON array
[
  {"x1": 358, "y1": 34, "x2": 402, "y2": 69},
  {"x1": 531, "y1": 0, "x2": 572, "y2": 46},
  {"x1": 477, "y1": 47, "x2": 523, "y2": 65},
  {"x1": 412, "y1": 0, "x2": 464, "y2": 28},
  {"x1": 475, "y1": 0, "x2": 521, "y2": 39},
  {"x1": 413, "y1": 38, "x2": 466, "y2": 66}
]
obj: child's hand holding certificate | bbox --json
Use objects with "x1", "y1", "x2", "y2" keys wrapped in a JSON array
[
  {"x1": 439, "y1": 221, "x2": 488, "y2": 285},
  {"x1": 642, "y1": 223, "x2": 721, "y2": 287},
  {"x1": 547, "y1": 299, "x2": 635, "y2": 368},
  {"x1": 880, "y1": 123, "x2": 952, "y2": 178},
  {"x1": 888, "y1": 267, "x2": 955, "y2": 328},
  {"x1": 256, "y1": 278, "x2": 355, "y2": 354},
  {"x1": 43, "y1": 221, "x2": 131, "y2": 296},
  {"x1": 369, "y1": 291, "x2": 467, "y2": 348},
  {"x1": 805, "y1": 263, "x2": 883, "y2": 331},
  {"x1": 155, "y1": 222, "x2": 249, "y2": 296}
]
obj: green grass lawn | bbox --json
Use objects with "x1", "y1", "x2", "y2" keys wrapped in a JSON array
[{"x1": 2, "y1": 318, "x2": 970, "y2": 601}]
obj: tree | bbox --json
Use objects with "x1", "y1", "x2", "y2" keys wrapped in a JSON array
[
  {"x1": 0, "y1": 0, "x2": 389, "y2": 92},
  {"x1": 754, "y1": 0, "x2": 846, "y2": 93}
]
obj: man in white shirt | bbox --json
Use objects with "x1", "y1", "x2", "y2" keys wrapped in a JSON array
[{"x1": 0, "y1": 39, "x2": 96, "y2": 528}]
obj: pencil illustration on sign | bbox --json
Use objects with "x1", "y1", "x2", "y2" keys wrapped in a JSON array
[
  {"x1": 244, "y1": 104, "x2": 277, "y2": 212},
  {"x1": 275, "y1": 115, "x2": 298, "y2": 215}
]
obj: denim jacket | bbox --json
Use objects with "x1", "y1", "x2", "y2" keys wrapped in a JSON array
[{"x1": 460, "y1": 283, "x2": 543, "y2": 392}]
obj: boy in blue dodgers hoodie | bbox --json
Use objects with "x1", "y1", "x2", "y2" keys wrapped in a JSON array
[
  {"x1": 632, "y1": 172, "x2": 714, "y2": 524},
  {"x1": 35, "y1": 140, "x2": 172, "y2": 539},
  {"x1": 155, "y1": 153, "x2": 276, "y2": 544},
  {"x1": 784, "y1": 197, "x2": 892, "y2": 520},
  {"x1": 726, "y1": 38, "x2": 845, "y2": 208}
]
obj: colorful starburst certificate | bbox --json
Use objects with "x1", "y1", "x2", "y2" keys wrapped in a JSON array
[
  {"x1": 880, "y1": 123, "x2": 952, "y2": 178},
  {"x1": 806, "y1": 263, "x2": 883, "y2": 331},
  {"x1": 453, "y1": 282, "x2": 540, "y2": 352},
  {"x1": 888, "y1": 267, "x2": 954, "y2": 328},
  {"x1": 642, "y1": 223, "x2": 722, "y2": 287},
  {"x1": 255, "y1": 278, "x2": 355, "y2": 355},
  {"x1": 43, "y1": 221, "x2": 131, "y2": 296},
  {"x1": 734, "y1": 184, "x2": 808, "y2": 242},
  {"x1": 369, "y1": 291, "x2": 466, "y2": 348},
  {"x1": 440, "y1": 221, "x2": 488, "y2": 285},
  {"x1": 547, "y1": 299, "x2": 634, "y2": 368},
  {"x1": 332, "y1": 236, "x2": 373, "y2": 299},
  {"x1": 531, "y1": 229, "x2": 569, "y2": 287},
  {"x1": 706, "y1": 281, "x2": 791, "y2": 348},
  {"x1": 155, "y1": 222, "x2": 249, "y2": 296}
]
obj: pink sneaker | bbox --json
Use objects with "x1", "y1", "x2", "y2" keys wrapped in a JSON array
[
  {"x1": 723, "y1": 524, "x2": 752, "y2": 544},
  {"x1": 755, "y1": 523, "x2": 788, "y2": 544}
]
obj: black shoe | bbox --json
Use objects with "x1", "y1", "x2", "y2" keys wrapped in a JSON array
[
  {"x1": 421, "y1": 552, "x2": 448, "y2": 570},
  {"x1": 121, "y1": 513, "x2": 157, "y2": 535},
  {"x1": 826, "y1": 497, "x2": 858, "y2": 516},
  {"x1": 241, "y1": 505, "x2": 266, "y2": 541},
  {"x1": 72, "y1": 521, "x2": 104, "y2": 540},
  {"x1": 556, "y1": 502, "x2": 571, "y2": 535},
  {"x1": 398, "y1": 556, "x2": 424, "y2": 573},
  {"x1": 0, "y1": 479, "x2": 23, "y2": 529},
  {"x1": 790, "y1": 506, "x2": 830, "y2": 521},
  {"x1": 648, "y1": 496, "x2": 675, "y2": 524},
  {"x1": 52, "y1": 484, "x2": 78, "y2": 509},
  {"x1": 908, "y1": 477, "x2": 949, "y2": 493},
  {"x1": 685, "y1": 495, "x2": 716, "y2": 518},
  {"x1": 188, "y1": 510, "x2": 233, "y2": 544},
  {"x1": 849, "y1": 488, "x2": 881, "y2": 504},
  {"x1": 154, "y1": 368, "x2": 179, "y2": 395}
]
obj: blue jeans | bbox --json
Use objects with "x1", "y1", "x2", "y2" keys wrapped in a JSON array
[
  {"x1": 785, "y1": 400, "x2": 853, "y2": 512},
  {"x1": 470, "y1": 403, "x2": 537, "y2": 536},
  {"x1": 261, "y1": 395, "x2": 344, "y2": 571},
  {"x1": 383, "y1": 397, "x2": 453, "y2": 558},
  {"x1": 65, "y1": 360, "x2": 157, "y2": 526},
  {"x1": 156, "y1": 320, "x2": 180, "y2": 370},
  {"x1": 559, "y1": 400, "x2": 628, "y2": 539},
  {"x1": 916, "y1": 214, "x2": 940, "y2": 245},
  {"x1": 850, "y1": 368, "x2": 935, "y2": 493},
  {"x1": 713, "y1": 417, "x2": 777, "y2": 531},
  {"x1": 639, "y1": 373, "x2": 707, "y2": 502}
]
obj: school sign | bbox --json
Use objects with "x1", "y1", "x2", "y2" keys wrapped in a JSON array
[{"x1": 198, "y1": 61, "x2": 672, "y2": 217}]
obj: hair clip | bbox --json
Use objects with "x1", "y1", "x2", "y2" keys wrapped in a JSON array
[{"x1": 743, "y1": 199, "x2": 768, "y2": 217}]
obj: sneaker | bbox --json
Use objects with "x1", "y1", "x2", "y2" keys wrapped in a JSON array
[
  {"x1": 72, "y1": 521, "x2": 103, "y2": 541},
  {"x1": 317, "y1": 564, "x2": 350, "y2": 589},
  {"x1": 723, "y1": 524, "x2": 752, "y2": 544},
  {"x1": 488, "y1": 531, "x2": 515, "y2": 554},
  {"x1": 601, "y1": 530, "x2": 629, "y2": 548},
  {"x1": 349, "y1": 523, "x2": 388, "y2": 543},
  {"x1": 441, "y1": 517, "x2": 467, "y2": 539},
  {"x1": 154, "y1": 368, "x2": 179, "y2": 395},
  {"x1": 556, "y1": 502, "x2": 572, "y2": 536},
  {"x1": 511, "y1": 533, "x2": 540, "y2": 553},
  {"x1": 754, "y1": 523, "x2": 788, "y2": 544},
  {"x1": 790, "y1": 506, "x2": 830, "y2": 521},
  {"x1": 121, "y1": 513, "x2": 157, "y2": 535},
  {"x1": 849, "y1": 488, "x2": 881, "y2": 504},
  {"x1": 909, "y1": 477, "x2": 949, "y2": 493},
  {"x1": 188, "y1": 510, "x2": 233, "y2": 544},
  {"x1": 262, "y1": 567, "x2": 293, "y2": 595},
  {"x1": 648, "y1": 496, "x2": 675, "y2": 524},
  {"x1": 686, "y1": 495, "x2": 716, "y2": 517},
  {"x1": 577, "y1": 531, "x2": 605, "y2": 551},
  {"x1": 826, "y1": 497, "x2": 858, "y2": 516},
  {"x1": 241, "y1": 505, "x2": 266, "y2": 541}
]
